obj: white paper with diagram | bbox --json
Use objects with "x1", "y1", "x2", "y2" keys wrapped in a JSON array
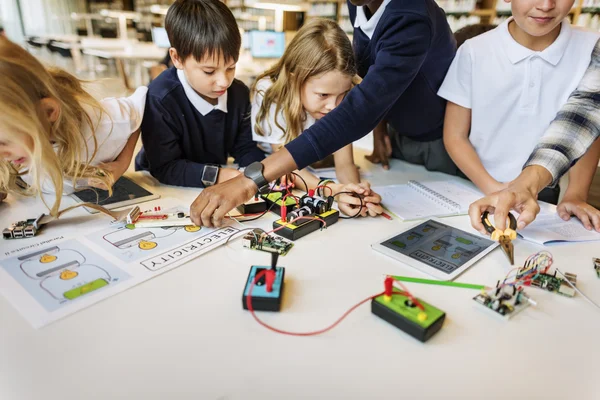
[{"x1": 0, "y1": 204, "x2": 240, "y2": 328}]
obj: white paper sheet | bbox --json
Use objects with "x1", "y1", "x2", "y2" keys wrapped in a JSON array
[{"x1": 0, "y1": 205, "x2": 240, "y2": 328}]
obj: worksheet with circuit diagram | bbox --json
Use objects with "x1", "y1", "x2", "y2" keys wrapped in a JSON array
[{"x1": 0, "y1": 201, "x2": 240, "y2": 328}]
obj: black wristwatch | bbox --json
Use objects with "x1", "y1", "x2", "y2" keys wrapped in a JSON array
[
  {"x1": 243, "y1": 161, "x2": 270, "y2": 194},
  {"x1": 201, "y1": 165, "x2": 220, "y2": 187}
]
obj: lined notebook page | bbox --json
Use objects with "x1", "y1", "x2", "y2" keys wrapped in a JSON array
[
  {"x1": 373, "y1": 181, "x2": 482, "y2": 221},
  {"x1": 412, "y1": 181, "x2": 482, "y2": 214}
]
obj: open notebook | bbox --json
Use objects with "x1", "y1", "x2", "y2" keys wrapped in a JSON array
[
  {"x1": 373, "y1": 180, "x2": 482, "y2": 221},
  {"x1": 518, "y1": 203, "x2": 600, "y2": 245}
]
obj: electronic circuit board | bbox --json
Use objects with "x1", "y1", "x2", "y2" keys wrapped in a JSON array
[
  {"x1": 473, "y1": 286, "x2": 533, "y2": 320},
  {"x1": 242, "y1": 229, "x2": 294, "y2": 255},
  {"x1": 2, "y1": 214, "x2": 45, "y2": 240}
]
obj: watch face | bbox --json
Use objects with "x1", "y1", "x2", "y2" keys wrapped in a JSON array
[
  {"x1": 245, "y1": 162, "x2": 261, "y2": 176},
  {"x1": 203, "y1": 166, "x2": 219, "y2": 184}
]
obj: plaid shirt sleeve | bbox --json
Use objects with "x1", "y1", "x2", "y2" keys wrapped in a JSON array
[{"x1": 523, "y1": 38, "x2": 600, "y2": 186}]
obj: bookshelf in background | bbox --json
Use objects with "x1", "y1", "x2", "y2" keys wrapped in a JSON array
[
  {"x1": 306, "y1": 1, "x2": 338, "y2": 20},
  {"x1": 576, "y1": 0, "x2": 600, "y2": 29},
  {"x1": 226, "y1": 0, "x2": 276, "y2": 31},
  {"x1": 305, "y1": 1, "x2": 352, "y2": 39},
  {"x1": 338, "y1": 1, "x2": 351, "y2": 35}
]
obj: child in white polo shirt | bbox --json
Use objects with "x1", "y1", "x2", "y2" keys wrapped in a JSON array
[{"x1": 438, "y1": 0, "x2": 600, "y2": 221}]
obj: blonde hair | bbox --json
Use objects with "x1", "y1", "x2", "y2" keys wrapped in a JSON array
[
  {"x1": 252, "y1": 18, "x2": 358, "y2": 144},
  {"x1": 0, "y1": 37, "x2": 113, "y2": 216}
]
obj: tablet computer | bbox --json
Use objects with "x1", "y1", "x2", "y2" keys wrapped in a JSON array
[
  {"x1": 371, "y1": 219, "x2": 497, "y2": 281},
  {"x1": 71, "y1": 176, "x2": 160, "y2": 213}
]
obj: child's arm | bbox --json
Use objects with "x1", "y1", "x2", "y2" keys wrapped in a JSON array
[
  {"x1": 557, "y1": 138, "x2": 600, "y2": 231},
  {"x1": 89, "y1": 130, "x2": 141, "y2": 190},
  {"x1": 443, "y1": 102, "x2": 506, "y2": 194},
  {"x1": 289, "y1": 169, "x2": 320, "y2": 191},
  {"x1": 333, "y1": 144, "x2": 360, "y2": 184}
]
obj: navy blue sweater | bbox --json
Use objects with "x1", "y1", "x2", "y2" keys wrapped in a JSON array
[
  {"x1": 286, "y1": 0, "x2": 456, "y2": 169},
  {"x1": 135, "y1": 67, "x2": 264, "y2": 187}
]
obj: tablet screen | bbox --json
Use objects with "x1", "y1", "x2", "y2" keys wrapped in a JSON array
[
  {"x1": 380, "y1": 220, "x2": 494, "y2": 274},
  {"x1": 72, "y1": 176, "x2": 154, "y2": 206}
]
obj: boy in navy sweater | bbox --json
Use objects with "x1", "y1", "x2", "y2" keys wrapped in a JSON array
[
  {"x1": 189, "y1": 0, "x2": 459, "y2": 226},
  {"x1": 135, "y1": 0, "x2": 264, "y2": 188}
]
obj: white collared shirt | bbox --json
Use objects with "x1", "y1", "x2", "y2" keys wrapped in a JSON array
[
  {"x1": 437, "y1": 18, "x2": 599, "y2": 183},
  {"x1": 353, "y1": 0, "x2": 392, "y2": 39},
  {"x1": 177, "y1": 69, "x2": 228, "y2": 115},
  {"x1": 250, "y1": 77, "x2": 315, "y2": 153},
  {"x1": 22, "y1": 86, "x2": 148, "y2": 195}
]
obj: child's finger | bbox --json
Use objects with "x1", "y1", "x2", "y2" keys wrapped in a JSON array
[
  {"x1": 557, "y1": 205, "x2": 571, "y2": 221},
  {"x1": 590, "y1": 210, "x2": 600, "y2": 232},
  {"x1": 366, "y1": 202, "x2": 383, "y2": 216},
  {"x1": 337, "y1": 193, "x2": 363, "y2": 206},
  {"x1": 362, "y1": 194, "x2": 381, "y2": 204},
  {"x1": 341, "y1": 183, "x2": 365, "y2": 195},
  {"x1": 574, "y1": 209, "x2": 592, "y2": 230}
]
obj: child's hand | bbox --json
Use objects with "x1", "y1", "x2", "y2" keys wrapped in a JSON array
[
  {"x1": 557, "y1": 195, "x2": 600, "y2": 232},
  {"x1": 86, "y1": 160, "x2": 129, "y2": 190},
  {"x1": 332, "y1": 182, "x2": 383, "y2": 217},
  {"x1": 0, "y1": 192, "x2": 6, "y2": 202},
  {"x1": 279, "y1": 174, "x2": 292, "y2": 188},
  {"x1": 217, "y1": 168, "x2": 241, "y2": 184}
]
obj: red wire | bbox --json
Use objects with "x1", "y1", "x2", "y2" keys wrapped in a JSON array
[
  {"x1": 282, "y1": 193, "x2": 300, "y2": 208},
  {"x1": 391, "y1": 280, "x2": 425, "y2": 311},
  {"x1": 246, "y1": 270, "x2": 408, "y2": 336},
  {"x1": 314, "y1": 185, "x2": 334, "y2": 197}
]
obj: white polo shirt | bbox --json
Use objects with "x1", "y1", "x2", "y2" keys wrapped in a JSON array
[{"x1": 438, "y1": 18, "x2": 599, "y2": 183}]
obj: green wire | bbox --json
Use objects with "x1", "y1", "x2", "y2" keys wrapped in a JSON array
[{"x1": 390, "y1": 275, "x2": 486, "y2": 290}]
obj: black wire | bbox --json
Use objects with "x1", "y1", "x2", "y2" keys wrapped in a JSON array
[
  {"x1": 232, "y1": 184, "x2": 277, "y2": 223},
  {"x1": 332, "y1": 191, "x2": 364, "y2": 219},
  {"x1": 290, "y1": 171, "x2": 308, "y2": 193},
  {"x1": 241, "y1": 198, "x2": 279, "y2": 222}
]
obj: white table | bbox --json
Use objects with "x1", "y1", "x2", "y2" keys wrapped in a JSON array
[
  {"x1": 81, "y1": 42, "x2": 165, "y2": 90},
  {"x1": 1, "y1": 155, "x2": 599, "y2": 400}
]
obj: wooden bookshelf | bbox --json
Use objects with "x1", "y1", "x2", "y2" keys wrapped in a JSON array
[{"x1": 223, "y1": 0, "x2": 275, "y2": 31}]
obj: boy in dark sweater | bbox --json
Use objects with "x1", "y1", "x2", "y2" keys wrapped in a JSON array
[{"x1": 135, "y1": 0, "x2": 264, "y2": 188}]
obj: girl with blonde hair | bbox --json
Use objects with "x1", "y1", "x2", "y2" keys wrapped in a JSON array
[
  {"x1": 251, "y1": 18, "x2": 382, "y2": 217},
  {"x1": 0, "y1": 37, "x2": 146, "y2": 216}
]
